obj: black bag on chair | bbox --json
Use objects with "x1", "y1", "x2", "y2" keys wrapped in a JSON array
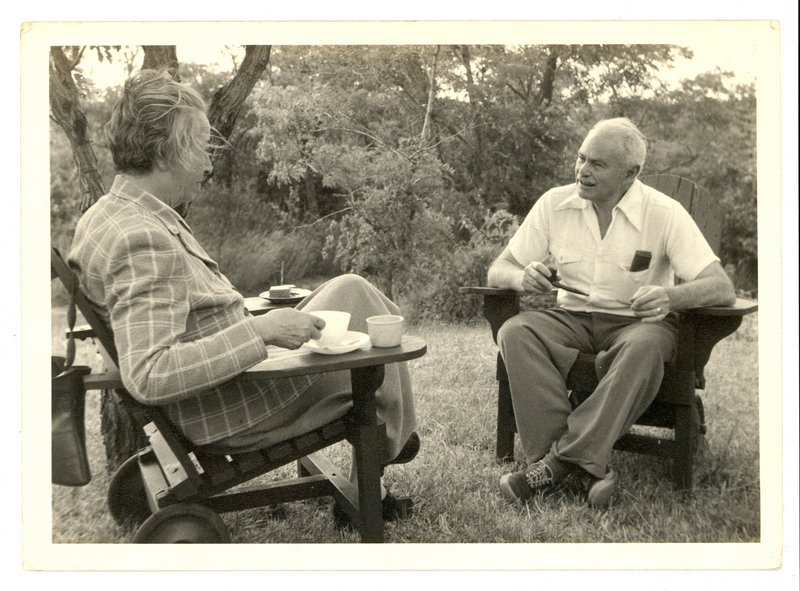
[
  {"x1": 52, "y1": 357, "x2": 92, "y2": 486},
  {"x1": 51, "y1": 252, "x2": 94, "y2": 487}
]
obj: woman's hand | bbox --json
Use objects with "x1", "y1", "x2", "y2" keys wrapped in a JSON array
[{"x1": 252, "y1": 308, "x2": 325, "y2": 349}]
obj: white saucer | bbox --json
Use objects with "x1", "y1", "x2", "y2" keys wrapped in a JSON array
[{"x1": 305, "y1": 331, "x2": 371, "y2": 355}]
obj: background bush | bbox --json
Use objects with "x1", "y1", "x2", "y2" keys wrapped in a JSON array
[{"x1": 51, "y1": 46, "x2": 758, "y2": 319}]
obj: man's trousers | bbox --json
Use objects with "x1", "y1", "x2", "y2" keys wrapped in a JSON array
[{"x1": 497, "y1": 308, "x2": 678, "y2": 478}]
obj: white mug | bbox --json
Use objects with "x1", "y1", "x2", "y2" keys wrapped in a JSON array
[{"x1": 366, "y1": 315, "x2": 404, "y2": 347}]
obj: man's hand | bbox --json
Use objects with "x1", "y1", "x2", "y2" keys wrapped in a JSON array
[
  {"x1": 252, "y1": 308, "x2": 325, "y2": 349},
  {"x1": 518, "y1": 261, "x2": 555, "y2": 294},
  {"x1": 488, "y1": 248, "x2": 552, "y2": 294},
  {"x1": 630, "y1": 285, "x2": 670, "y2": 323}
]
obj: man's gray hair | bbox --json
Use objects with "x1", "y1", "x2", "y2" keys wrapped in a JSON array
[{"x1": 590, "y1": 118, "x2": 648, "y2": 173}]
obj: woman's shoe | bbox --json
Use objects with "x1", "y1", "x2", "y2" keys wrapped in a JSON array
[{"x1": 386, "y1": 431, "x2": 420, "y2": 466}]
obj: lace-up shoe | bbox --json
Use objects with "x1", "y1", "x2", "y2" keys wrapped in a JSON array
[{"x1": 499, "y1": 456, "x2": 574, "y2": 504}]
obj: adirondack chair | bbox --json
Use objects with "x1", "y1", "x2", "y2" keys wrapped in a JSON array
[
  {"x1": 460, "y1": 175, "x2": 758, "y2": 490},
  {"x1": 51, "y1": 247, "x2": 425, "y2": 543}
]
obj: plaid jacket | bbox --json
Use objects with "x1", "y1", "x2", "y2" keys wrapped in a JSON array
[{"x1": 69, "y1": 176, "x2": 317, "y2": 445}]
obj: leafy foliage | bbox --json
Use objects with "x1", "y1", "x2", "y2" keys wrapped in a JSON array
[
  {"x1": 417, "y1": 209, "x2": 521, "y2": 322},
  {"x1": 50, "y1": 44, "x2": 759, "y2": 320}
]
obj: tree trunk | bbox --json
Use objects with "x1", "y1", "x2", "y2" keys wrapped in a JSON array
[
  {"x1": 420, "y1": 46, "x2": 440, "y2": 146},
  {"x1": 458, "y1": 46, "x2": 484, "y2": 187},
  {"x1": 303, "y1": 169, "x2": 320, "y2": 218},
  {"x1": 534, "y1": 47, "x2": 559, "y2": 107},
  {"x1": 141, "y1": 45, "x2": 180, "y2": 79},
  {"x1": 206, "y1": 45, "x2": 272, "y2": 154},
  {"x1": 100, "y1": 390, "x2": 149, "y2": 472},
  {"x1": 49, "y1": 47, "x2": 106, "y2": 213}
]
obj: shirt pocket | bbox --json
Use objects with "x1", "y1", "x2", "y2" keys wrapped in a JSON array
[
  {"x1": 549, "y1": 243, "x2": 585, "y2": 292},
  {"x1": 614, "y1": 263, "x2": 651, "y2": 303},
  {"x1": 551, "y1": 243, "x2": 584, "y2": 267}
]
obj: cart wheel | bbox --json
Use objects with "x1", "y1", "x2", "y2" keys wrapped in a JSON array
[
  {"x1": 107, "y1": 455, "x2": 151, "y2": 528},
  {"x1": 133, "y1": 504, "x2": 230, "y2": 543}
]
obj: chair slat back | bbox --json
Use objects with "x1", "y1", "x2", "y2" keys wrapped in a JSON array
[
  {"x1": 640, "y1": 174, "x2": 721, "y2": 255},
  {"x1": 52, "y1": 246, "x2": 188, "y2": 459},
  {"x1": 51, "y1": 247, "x2": 120, "y2": 366}
]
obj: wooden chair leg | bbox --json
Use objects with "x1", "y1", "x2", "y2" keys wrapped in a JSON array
[
  {"x1": 496, "y1": 380, "x2": 516, "y2": 462},
  {"x1": 671, "y1": 403, "x2": 699, "y2": 490},
  {"x1": 349, "y1": 365, "x2": 386, "y2": 543}
]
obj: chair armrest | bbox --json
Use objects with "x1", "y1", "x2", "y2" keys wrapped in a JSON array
[
  {"x1": 459, "y1": 287, "x2": 521, "y2": 342},
  {"x1": 681, "y1": 298, "x2": 758, "y2": 317},
  {"x1": 459, "y1": 287, "x2": 518, "y2": 297},
  {"x1": 83, "y1": 370, "x2": 124, "y2": 391},
  {"x1": 68, "y1": 324, "x2": 96, "y2": 341}
]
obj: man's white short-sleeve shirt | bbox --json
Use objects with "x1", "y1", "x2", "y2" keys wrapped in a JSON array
[{"x1": 508, "y1": 179, "x2": 719, "y2": 316}]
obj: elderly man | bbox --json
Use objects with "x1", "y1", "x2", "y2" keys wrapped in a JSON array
[
  {"x1": 488, "y1": 118, "x2": 736, "y2": 507},
  {"x1": 68, "y1": 70, "x2": 418, "y2": 525}
]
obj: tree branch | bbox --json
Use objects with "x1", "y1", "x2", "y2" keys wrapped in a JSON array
[
  {"x1": 505, "y1": 80, "x2": 529, "y2": 102},
  {"x1": 207, "y1": 45, "x2": 272, "y2": 149},
  {"x1": 49, "y1": 46, "x2": 105, "y2": 212},
  {"x1": 284, "y1": 205, "x2": 355, "y2": 236}
]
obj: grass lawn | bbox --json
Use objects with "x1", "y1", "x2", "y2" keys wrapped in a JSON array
[{"x1": 50, "y1": 310, "x2": 760, "y2": 545}]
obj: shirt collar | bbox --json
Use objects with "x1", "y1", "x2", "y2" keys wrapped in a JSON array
[
  {"x1": 109, "y1": 175, "x2": 190, "y2": 235},
  {"x1": 556, "y1": 180, "x2": 645, "y2": 232},
  {"x1": 613, "y1": 180, "x2": 645, "y2": 232},
  {"x1": 557, "y1": 186, "x2": 591, "y2": 212}
]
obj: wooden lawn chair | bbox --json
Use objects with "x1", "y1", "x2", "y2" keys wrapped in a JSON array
[
  {"x1": 51, "y1": 247, "x2": 425, "y2": 542},
  {"x1": 460, "y1": 175, "x2": 757, "y2": 489}
]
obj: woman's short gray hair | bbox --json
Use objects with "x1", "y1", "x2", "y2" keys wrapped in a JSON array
[
  {"x1": 590, "y1": 117, "x2": 648, "y2": 172},
  {"x1": 106, "y1": 69, "x2": 211, "y2": 173}
]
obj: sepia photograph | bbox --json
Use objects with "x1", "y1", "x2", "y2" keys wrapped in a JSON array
[{"x1": 17, "y1": 12, "x2": 794, "y2": 583}]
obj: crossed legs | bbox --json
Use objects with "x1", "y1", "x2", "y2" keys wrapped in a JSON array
[{"x1": 498, "y1": 309, "x2": 677, "y2": 479}]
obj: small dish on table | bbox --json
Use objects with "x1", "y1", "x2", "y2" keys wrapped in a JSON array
[{"x1": 259, "y1": 286, "x2": 312, "y2": 305}]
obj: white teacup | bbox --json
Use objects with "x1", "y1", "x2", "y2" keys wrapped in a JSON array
[
  {"x1": 366, "y1": 315, "x2": 404, "y2": 348},
  {"x1": 311, "y1": 311, "x2": 351, "y2": 347}
]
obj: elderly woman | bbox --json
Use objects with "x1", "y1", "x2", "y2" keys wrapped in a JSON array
[{"x1": 68, "y1": 70, "x2": 418, "y2": 524}]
